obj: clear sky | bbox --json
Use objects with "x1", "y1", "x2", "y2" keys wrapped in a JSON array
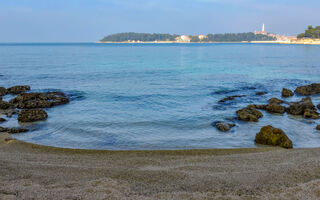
[{"x1": 0, "y1": 0, "x2": 319, "y2": 42}]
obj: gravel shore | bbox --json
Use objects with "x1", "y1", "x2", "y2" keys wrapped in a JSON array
[{"x1": 1, "y1": 133, "x2": 320, "y2": 200}]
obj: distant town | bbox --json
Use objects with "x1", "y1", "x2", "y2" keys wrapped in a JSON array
[{"x1": 99, "y1": 25, "x2": 320, "y2": 45}]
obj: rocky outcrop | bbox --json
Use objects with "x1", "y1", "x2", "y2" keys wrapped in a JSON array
[
  {"x1": 255, "y1": 125, "x2": 293, "y2": 149},
  {"x1": 0, "y1": 126, "x2": 28, "y2": 134},
  {"x1": 295, "y1": 83, "x2": 320, "y2": 96},
  {"x1": 236, "y1": 106, "x2": 263, "y2": 122},
  {"x1": 287, "y1": 96, "x2": 319, "y2": 119},
  {"x1": 18, "y1": 109, "x2": 48, "y2": 122},
  {"x1": 0, "y1": 101, "x2": 11, "y2": 110},
  {"x1": 215, "y1": 122, "x2": 235, "y2": 132},
  {"x1": 218, "y1": 95, "x2": 246, "y2": 103},
  {"x1": 265, "y1": 103, "x2": 286, "y2": 114},
  {"x1": 10, "y1": 92, "x2": 69, "y2": 109},
  {"x1": 282, "y1": 88, "x2": 294, "y2": 98},
  {"x1": 268, "y1": 98, "x2": 284, "y2": 104},
  {"x1": 2, "y1": 108, "x2": 19, "y2": 118},
  {"x1": 7, "y1": 85, "x2": 31, "y2": 94},
  {"x1": 0, "y1": 87, "x2": 7, "y2": 96}
]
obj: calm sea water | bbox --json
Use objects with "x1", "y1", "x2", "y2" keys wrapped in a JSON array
[{"x1": 0, "y1": 43, "x2": 320, "y2": 150}]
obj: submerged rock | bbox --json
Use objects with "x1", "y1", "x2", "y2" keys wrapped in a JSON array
[
  {"x1": 295, "y1": 83, "x2": 320, "y2": 96},
  {"x1": 215, "y1": 122, "x2": 235, "y2": 132},
  {"x1": 0, "y1": 126, "x2": 28, "y2": 134},
  {"x1": 0, "y1": 118, "x2": 6, "y2": 122},
  {"x1": 10, "y1": 92, "x2": 69, "y2": 109},
  {"x1": 7, "y1": 85, "x2": 31, "y2": 94},
  {"x1": 282, "y1": 88, "x2": 294, "y2": 98},
  {"x1": 0, "y1": 101, "x2": 11, "y2": 110},
  {"x1": 0, "y1": 87, "x2": 7, "y2": 96},
  {"x1": 255, "y1": 125, "x2": 293, "y2": 149},
  {"x1": 18, "y1": 109, "x2": 48, "y2": 122},
  {"x1": 287, "y1": 96, "x2": 319, "y2": 118},
  {"x1": 236, "y1": 106, "x2": 263, "y2": 122},
  {"x1": 256, "y1": 91, "x2": 266, "y2": 96},
  {"x1": 218, "y1": 95, "x2": 246, "y2": 103}
]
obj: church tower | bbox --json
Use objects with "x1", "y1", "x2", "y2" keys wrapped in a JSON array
[{"x1": 262, "y1": 24, "x2": 265, "y2": 32}]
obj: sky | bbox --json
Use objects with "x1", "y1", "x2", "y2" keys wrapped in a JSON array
[{"x1": 0, "y1": 0, "x2": 319, "y2": 42}]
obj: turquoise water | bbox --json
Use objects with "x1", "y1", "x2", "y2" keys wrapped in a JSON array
[{"x1": 0, "y1": 43, "x2": 320, "y2": 149}]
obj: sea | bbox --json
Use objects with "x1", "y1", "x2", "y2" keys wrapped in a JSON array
[{"x1": 0, "y1": 43, "x2": 320, "y2": 150}]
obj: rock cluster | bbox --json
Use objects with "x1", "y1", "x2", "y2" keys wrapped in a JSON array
[
  {"x1": 0, "y1": 85, "x2": 69, "y2": 134},
  {"x1": 255, "y1": 126, "x2": 292, "y2": 149}
]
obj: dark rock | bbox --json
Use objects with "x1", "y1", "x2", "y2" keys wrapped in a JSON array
[
  {"x1": 218, "y1": 95, "x2": 246, "y2": 103},
  {"x1": 18, "y1": 109, "x2": 48, "y2": 122},
  {"x1": 248, "y1": 104, "x2": 267, "y2": 110},
  {"x1": 10, "y1": 92, "x2": 69, "y2": 109},
  {"x1": 0, "y1": 126, "x2": 28, "y2": 134},
  {"x1": 282, "y1": 88, "x2": 294, "y2": 98},
  {"x1": 255, "y1": 125, "x2": 292, "y2": 149},
  {"x1": 317, "y1": 104, "x2": 320, "y2": 110},
  {"x1": 0, "y1": 87, "x2": 7, "y2": 96},
  {"x1": 215, "y1": 122, "x2": 235, "y2": 132},
  {"x1": 265, "y1": 103, "x2": 286, "y2": 114},
  {"x1": 256, "y1": 91, "x2": 266, "y2": 96},
  {"x1": 7, "y1": 85, "x2": 31, "y2": 94},
  {"x1": 0, "y1": 101, "x2": 11, "y2": 110},
  {"x1": 295, "y1": 83, "x2": 320, "y2": 96},
  {"x1": 236, "y1": 106, "x2": 263, "y2": 122},
  {"x1": 316, "y1": 125, "x2": 320, "y2": 130},
  {"x1": 2, "y1": 108, "x2": 19, "y2": 118},
  {"x1": 268, "y1": 98, "x2": 284, "y2": 104},
  {"x1": 0, "y1": 118, "x2": 6, "y2": 122},
  {"x1": 287, "y1": 96, "x2": 319, "y2": 119}
]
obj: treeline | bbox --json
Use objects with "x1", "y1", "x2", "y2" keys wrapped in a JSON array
[
  {"x1": 100, "y1": 32, "x2": 276, "y2": 42},
  {"x1": 100, "y1": 32, "x2": 179, "y2": 42},
  {"x1": 297, "y1": 26, "x2": 320, "y2": 39}
]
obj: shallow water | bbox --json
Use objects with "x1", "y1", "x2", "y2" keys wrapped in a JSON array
[{"x1": 0, "y1": 43, "x2": 320, "y2": 150}]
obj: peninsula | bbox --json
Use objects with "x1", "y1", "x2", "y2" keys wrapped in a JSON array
[{"x1": 99, "y1": 25, "x2": 320, "y2": 45}]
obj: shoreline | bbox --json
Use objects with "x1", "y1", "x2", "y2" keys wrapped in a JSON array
[
  {"x1": 97, "y1": 41, "x2": 320, "y2": 45},
  {"x1": 2, "y1": 132, "x2": 320, "y2": 199}
]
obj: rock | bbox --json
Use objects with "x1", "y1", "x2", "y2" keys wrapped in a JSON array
[
  {"x1": 7, "y1": 85, "x2": 31, "y2": 94},
  {"x1": 256, "y1": 91, "x2": 266, "y2": 96},
  {"x1": 316, "y1": 125, "x2": 320, "y2": 130},
  {"x1": 0, "y1": 118, "x2": 6, "y2": 122},
  {"x1": 255, "y1": 125, "x2": 293, "y2": 149},
  {"x1": 268, "y1": 98, "x2": 284, "y2": 104},
  {"x1": 2, "y1": 108, "x2": 19, "y2": 118},
  {"x1": 248, "y1": 104, "x2": 267, "y2": 110},
  {"x1": 0, "y1": 87, "x2": 7, "y2": 96},
  {"x1": 10, "y1": 92, "x2": 69, "y2": 109},
  {"x1": 215, "y1": 122, "x2": 235, "y2": 132},
  {"x1": 303, "y1": 109, "x2": 319, "y2": 119},
  {"x1": 218, "y1": 95, "x2": 246, "y2": 103},
  {"x1": 287, "y1": 97, "x2": 318, "y2": 119},
  {"x1": 0, "y1": 101, "x2": 11, "y2": 110},
  {"x1": 317, "y1": 104, "x2": 320, "y2": 110},
  {"x1": 18, "y1": 109, "x2": 48, "y2": 122},
  {"x1": 0, "y1": 126, "x2": 28, "y2": 134},
  {"x1": 282, "y1": 88, "x2": 294, "y2": 98},
  {"x1": 295, "y1": 83, "x2": 320, "y2": 96},
  {"x1": 236, "y1": 106, "x2": 263, "y2": 122},
  {"x1": 265, "y1": 103, "x2": 286, "y2": 114}
]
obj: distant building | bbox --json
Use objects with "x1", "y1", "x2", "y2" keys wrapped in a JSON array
[
  {"x1": 254, "y1": 24, "x2": 267, "y2": 35},
  {"x1": 198, "y1": 34, "x2": 207, "y2": 40},
  {"x1": 176, "y1": 35, "x2": 191, "y2": 43}
]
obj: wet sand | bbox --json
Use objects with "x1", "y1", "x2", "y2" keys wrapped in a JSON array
[{"x1": 1, "y1": 133, "x2": 320, "y2": 200}]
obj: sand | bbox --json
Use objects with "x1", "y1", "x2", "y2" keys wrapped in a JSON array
[{"x1": 1, "y1": 132, "x2": 320, "y2": 200}]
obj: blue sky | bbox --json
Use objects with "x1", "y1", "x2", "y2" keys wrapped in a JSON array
[{"x1": 0, "y1": 0, "x2": 319, "y2": 42}]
